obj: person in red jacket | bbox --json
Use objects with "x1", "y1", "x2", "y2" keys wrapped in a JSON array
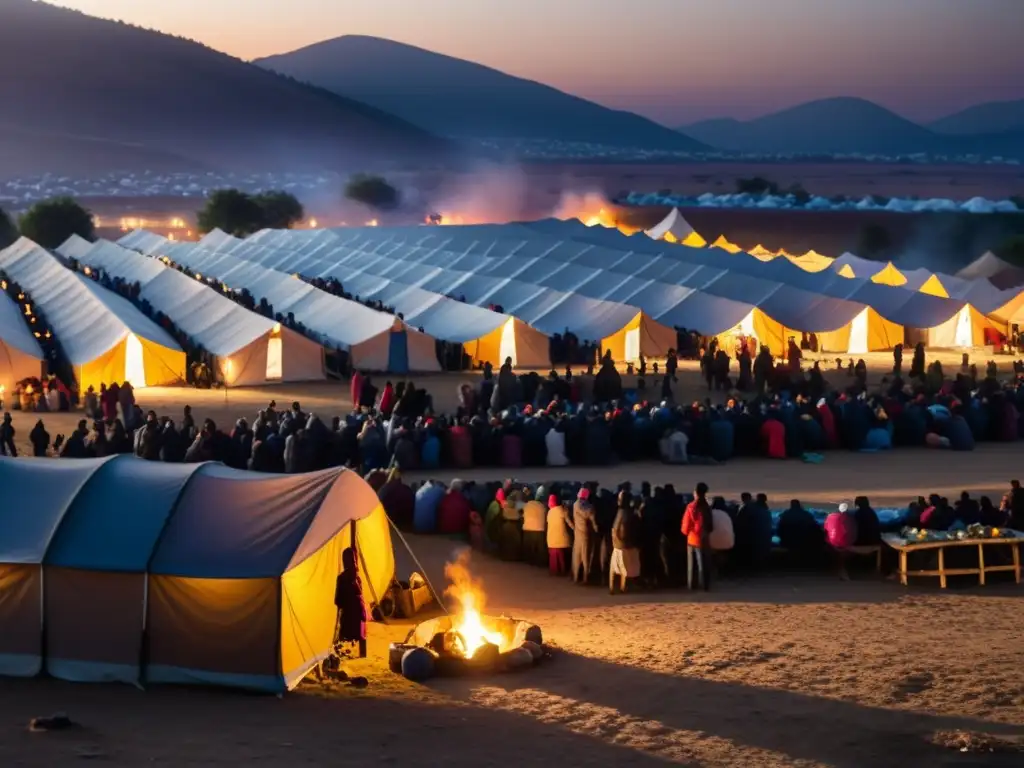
[
  {"x1": 681, "y1": 482, "x2": 714, "y2": 591},
  {"x1": 760, "y1": 415, "x2": 786, "y2": 459},
  {"x1": 378, "y1": 381, "x2": 395, "y2": 418},
  {"x1": 437, "y1": 481, "x2": 472, "y2": 535}
]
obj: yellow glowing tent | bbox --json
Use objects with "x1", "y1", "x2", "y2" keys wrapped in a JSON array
[
  {"x1": 711, "y1": 235, "x2": 743, "y2": 254},
  {"x1": 926, "y1": 305, "x2": 995, "y2": 348},
  {"x1": 816, "y1": 308, "x2": 904, "y2": 354},
  {"x1": 870, "y1": 262, "x2": 908, "y2": 287},
  {"x1": 748, "y1": 244, "x2": 776, "y2": 262},
  {"x1": 714, "y1": 309, "x2": 786, "y2": 356},
  {"x1": 601, "y1": 311, "x2": 678, "y2": 363},
  {"x1": 785, "y1": 250, "x2": 835, "y2": 273}
]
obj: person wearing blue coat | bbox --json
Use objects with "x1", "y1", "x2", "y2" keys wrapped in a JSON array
[
  {"x1": 413, "y1": 480, "x2": 447, "y2": 533},
  {"x1": 947, "y1": 415, "x2": 975, "y2": 451}
]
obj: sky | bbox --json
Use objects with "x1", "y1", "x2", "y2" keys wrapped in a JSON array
[{"x1": 52, "y1": 0, "x2": 1024, "y2": 125}]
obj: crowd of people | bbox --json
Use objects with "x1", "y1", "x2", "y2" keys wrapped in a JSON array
[{"x1": 378, "y1": 475, "x2": 1024, "y2": 592}]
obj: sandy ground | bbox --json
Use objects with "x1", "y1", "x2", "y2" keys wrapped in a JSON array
[{"x1": 2, "y1": 359, "x2": 1022, "y2": 766}]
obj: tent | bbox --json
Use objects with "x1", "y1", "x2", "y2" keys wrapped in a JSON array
[
  {"x1": 816, "y1": 308, "x2": 904, "y2": 354},
  {"x1": 146, "y1": 243, "x2": 441, "y2": 374},
  {"x1": 785, "y1": 249, "x2": 834, "y2": 273},
  {"x1": 831, "y1": 254, "x2": 907, "y2": 286},
  {"x1": 711, "y1": 235, "x2": 743, "y2": 254},
  {"x1": 78, "y1": 241, "x2": 326, "y2": 386},
  {"x1": 748, "y1": 244, "x2": 776, "y2": 262},
  {"x1": 957, "y1": 251, "x2": 1015, "y2": 281},
  {"x1": 0, "y1": 239, "x2": 185, "y2": 391},
  {"x1": 646, "y1": 209, "x2": 707, "y2": 247},
  {"x1": 55, "y1": 234, "x2": 95, "y2": 261},
  {"x1": 901, "y1": 268, "x2": 951, "y2": 298},
  {"x1": 0, "y1": 289, "x2": 44, "y2": 395},
  {"x1": 926, "y1": 304, "x2": 996, "y2": 348},
  {"x1": 0, "y1": 455, "x2": 393, "y2": 692}
]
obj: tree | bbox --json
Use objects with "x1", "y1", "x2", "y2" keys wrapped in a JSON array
[
  {"x1": 196, "y1": 189, "x2": 267, "y2": 236},
  {"x1": 0, "y1": 206, "x2": 15, "y2": 249},
  {"x1": 344, "y1": 173, "x2": 400, "y2": 211},
  {"x1": 254, "y1": 190, "x2": 304, "y2": 230},
  {"x1": 857, "y1": 224, "x2": 892, "y2": 259},
  {"x1": 18, "y1": 197, "x2": 95, "y2": 249}
]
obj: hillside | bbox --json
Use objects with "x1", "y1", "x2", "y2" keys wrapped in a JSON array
[
  {"x1": 255, "y1": 35, "x2": 707, "y2": 152},
  {"x1": 929, "y1": 99, "x2": 1024, "y2": 135},
  {"x1": 680, "y1": 98, "x2": 943, "y2": 155},
  {"x1": 0, "y1": 0, "x2": 450, "y2": 178}
]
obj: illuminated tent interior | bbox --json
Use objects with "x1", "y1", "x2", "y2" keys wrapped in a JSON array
[
  {"x1": 0, "y1": 456, "x2": 394, "y2": 693},
  {"x1": 77, "y1": 240, "x2": 326, "y2": 386},
  {"x1": 0, "y1": 239, "x2": 185, "y2": 391},
  {"x1": 142, "y1": 242, "x2": 441, "y2": 373},
  {"x1": 645, "y1": 208, "x2": 707, "y2": 247},
  {"x1": 0, "y1": 287, "x2": 44, "y2": 395}
]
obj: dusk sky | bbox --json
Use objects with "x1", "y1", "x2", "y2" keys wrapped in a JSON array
[{"x1": 54, "y1": 0, "x2": 1024, "y2": 125}]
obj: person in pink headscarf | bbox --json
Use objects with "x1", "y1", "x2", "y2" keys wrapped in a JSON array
[
  {"x1": 572, "y1": 487, "x2": 598, "y2": 584},
  {"x1": 485, "y1": 487, "x2": 506, "y2": 552}
]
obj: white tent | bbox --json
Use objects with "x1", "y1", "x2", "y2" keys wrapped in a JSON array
[
  {"x1": 956, "y1": 251, "x2": 1015, "y2": 281},
  {"x1": 78, "y1": 241, "x2": 326, "y2": 386},
  {"x1": 150, "y1": 243, "x2": 440, "y2": 373},
  {"x1": 55, "y1": 234, "x2": 95, "y2": 261},
  {"x1": 116, "y1": 230, "x2": 170, "y2": 256},
  {"x1": 0, "y1": 239, "x2": 186, "y2": 391},
  {"x1": 645, "y1": 209, "x2": 707, "y2": 247},
  {"x1": 0, "y1": 288, "x2": 44, "y2": 395}
]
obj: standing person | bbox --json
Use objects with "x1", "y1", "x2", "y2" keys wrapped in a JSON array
[
  {"x1": 0, "y1": 412, "x2": 16, "y2": 457},
  {"x1": 609, "y1": 492, "x2": 641, "y2": 594},
  {"x1": 333, "y1": 548, "x2": 367, "y2": 658},
  {"x1": 1009, "y1": 480, "x2": 1024, "y2": 531},
  {"x1": 572, "y1": 488, "x2": 598, "y2": 584},
  {"x1": 521, "y1": 490, "x2": 548, "y2": 567},
  {"x1": 682, "y1": 482, "x2": 714, "y2": 591},
  {"x1": 546, "y1": 495, "x2": 573, "y2": 576}
]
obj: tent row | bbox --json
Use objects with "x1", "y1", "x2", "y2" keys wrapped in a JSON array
[
  {"x1": 143, "y1": 241, "x2": 442, "y2": 373},
  {"x1": 122, "y1": 229, "x2": 553, "y2": 370},
  {"x1": 171, "y1": 238, "x2": 680, "y2": 363},
  {"x1": 0, "y1": 238, "x2": 185, "y2": 391},
  {"x1": 0, "y1": 455, "x2": 394, "y2": 692},
  {"x1": 73, "y1": 239, "x2": 327, "y2": 387},
  {"x1": 239, "y1": 223, "x2": 988, "y2": 355}
]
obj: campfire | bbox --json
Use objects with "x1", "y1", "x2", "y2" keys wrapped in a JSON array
[{"x1": 390, "y1": 552, "x2": 546, "y2": 680}]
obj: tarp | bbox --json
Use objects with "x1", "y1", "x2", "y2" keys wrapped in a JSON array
[
  {"x1": 55, "y1": 234, "x2": 95, "y2": 261},
  {"x1": 0, "y1": 456, "x2": 393, "y2": 692},
  {"x1": 0, "y1": 238, "x2": 185, "y2": 390}
]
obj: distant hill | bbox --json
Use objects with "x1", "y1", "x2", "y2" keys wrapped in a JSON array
[
  {"x1": 255, "y1": 35, "x2": 707, "y2": 152},
  {"x1": 0, "y1": 0, "x2": 450, "y2": 178},
  {"x1": 929, "y1": 100, "x2": 1024, "y2": 135},
  {"x1": 680, "y1": 98, "x2": 944, "y2": 155}
]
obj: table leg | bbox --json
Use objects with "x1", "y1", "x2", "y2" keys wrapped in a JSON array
[
  {"x1": 875, "y1": 547, "x2": 882, "y2": 574},
  {"x1": 900, "y1": 550, "x2": 908, "y2": 586},
  {"x1": 977, "y1": 543, "x2": 986, "y2": 586},
  {"x1": 938, "y1": 546, "x2": 947, "y2": 589},
  {"x1": 1013, "y1": 542, "x2": 1021, "y2": 585}
]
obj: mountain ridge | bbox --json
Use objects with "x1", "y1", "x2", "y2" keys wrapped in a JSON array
[
  {"x1": 255, "y1": 35, "x2": 707, "y2": 152},
  {"x1": 0, "y1": 1, "x2": 451, "y2": 178}
]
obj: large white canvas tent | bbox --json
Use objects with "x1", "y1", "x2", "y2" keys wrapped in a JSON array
[
  {"x1": 145, "y1": 242, "x2": 441, "y2": 373},
  {"x1": 0, "y1": 288, "x2": 44, "y2": 394},
  {"x1": 0, "y1": 239, "x2": 185, "y2": 391},
  {"x1": 78, "y1": 240, "x2": 327, "y2": 386},
  {"x1": 0, "y1": 455, "x2": 394, "y2": 693}
]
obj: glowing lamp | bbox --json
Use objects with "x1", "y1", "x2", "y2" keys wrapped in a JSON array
[
  {"x1": 309, "y1": 218, "x2": 318, "y2": 228},
  {"x1": 33, "y1": 331, "x2": 41, "y2": 338},
  {"x1": 224, "y1": 358, "x2": 233, "y2": 375},
  {"x1": 25, "y1": 384, "x2": 34, "y2": 395},
  {"x1": 272, "y1": 322, "x2": 281, "y2": 334},
  {"x1": 83, "y1": 266, "x2": 91, "y2": 276},
  {"x1": 17, "y1": 293, "x2": 24, "y2": 300},
  {"x1": 194, "y1": 273, "x2": 202, "y2": 280},
  {"x1": 1, "y1": 280, "x2": 6, "y2": 290},
  {"x1": 24, "y1": 303, "x2": 31, "y2": 314}
]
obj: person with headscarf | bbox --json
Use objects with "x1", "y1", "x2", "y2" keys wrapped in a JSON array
[
  {"x1": 546, "y1": 495, "x2": 573, "y2": 576},
  {"x1": 499, "y1": 489, "x2": 524, "y2": 561},
  {"x1": 521, "y1": 490, "x2": 548, "y2": 567},
  {"x1": 572, "y1": 487, "x2": 598, "y2": 584},
  {"x1": 334, "y1": 548, "x2": 367, "y2": 658}
]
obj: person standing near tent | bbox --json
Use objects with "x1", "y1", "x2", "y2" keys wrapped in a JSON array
[
  {"x1": 334, "y1": 548, "x2": 367, "y2": 658},
  {"x1": 572, "y1": 488, "x2": 598, "y2": 584}
]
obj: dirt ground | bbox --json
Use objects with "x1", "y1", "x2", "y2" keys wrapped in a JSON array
[{"x1": 2, "y1": 356, "x2": 1022, "y2": 767}]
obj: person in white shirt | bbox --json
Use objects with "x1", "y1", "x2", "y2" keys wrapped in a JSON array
[
  {"x1": 545, "y1": 423, "x2": 568, "y2": 466},
  {"x1": 546, "y1": 495, "x2": 573, "y2": 575}
]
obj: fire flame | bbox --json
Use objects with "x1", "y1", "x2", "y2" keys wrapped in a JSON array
[{"x1": 444, "y1": 551, "x2": 506, "y2": 658}]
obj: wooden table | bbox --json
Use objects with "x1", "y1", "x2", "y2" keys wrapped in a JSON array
[{"x1": 882, "y1": 532, "x2": 1023, "y2": 588}]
